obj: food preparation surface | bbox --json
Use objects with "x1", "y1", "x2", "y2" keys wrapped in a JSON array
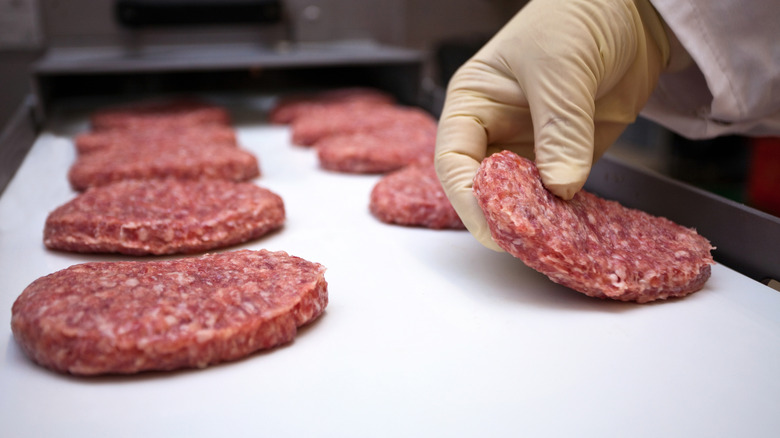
[{"x1": 1, "y1": 96, "x2": 779, "y2": 437}]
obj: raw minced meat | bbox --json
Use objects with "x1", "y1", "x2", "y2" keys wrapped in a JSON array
[
  {"x1": 45, "y1": 178, "x2": 284, "y2": 255},
  {"x1": 90, "y1": 98, "x2": 231, "y2": 131},
  {"x1": 370, "y1": 163, "x2": 466, "y2": 230},
  {"x1": 269, "y1": 87, "x2": 395, "y2": 124},
  {"x1": 316, "y1": 122, "x2": 436, "y2": 174},
  {"x1": 291, "y1": 104, "x2": 437, "y2": 146},
  {"x1": 473, "y1": 150, "x2": 715, "y2": 303},
  {"x1": 74, "y1": 124, "x2": 237, "y2": 155},
  {"x1": 11, "y1": 250, "x2": 328, "y2": 375},
  {"x1": 67, "y1": 139, "x2": 260, "y2": 191}
]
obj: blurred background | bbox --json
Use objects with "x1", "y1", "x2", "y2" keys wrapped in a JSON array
[{"x1": 1, "y1": 0, "x2": 777, "y2": 216}]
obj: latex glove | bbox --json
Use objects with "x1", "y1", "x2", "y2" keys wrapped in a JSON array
[{"x1": 435, "y1": 0, "x2": 672, "y2": 251}]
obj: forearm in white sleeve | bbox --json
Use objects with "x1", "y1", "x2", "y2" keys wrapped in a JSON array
[{"x1": 643, "y1": 0, "x2": 780, "y2": 139}]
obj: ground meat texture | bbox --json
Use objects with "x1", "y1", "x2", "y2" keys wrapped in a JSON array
[
  {"x1": 11, "y1": 249, "x2": 328, "y2": 375},
  {"x1": 90, "y1": 98, "x2": 232, "y2": 132},
  {"x1": 44, "y1": 178, "x2": 285, "y2": 255},
  {"x1": 316, "y1": 122, "x2": 436, "y2": 174},
  {"x1": 291, "y1": 104, "x2": 437, "y2": 146},
  {"x1": 269, "y1": 87, "x2": 396, "y2": 124},
  {"x1": 473, "y1": 151, "x2": 715, "y2": 303},
  {"x1": 370, "y1": 163, "x2": 466, "y2": 230},
  {"x1": 74, "y1": 125, "x2": 237, "y2": 155},
  {"x1": 67, "y1": 140, "x2": 260, "y2": 191}
]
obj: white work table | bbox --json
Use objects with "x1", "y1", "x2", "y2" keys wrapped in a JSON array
[{"x1": 1, "y1": 96, "x2": 778, "y2": 437}]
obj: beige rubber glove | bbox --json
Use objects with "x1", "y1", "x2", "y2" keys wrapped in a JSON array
[{"x1": 435, "y1": 0, "x2": 672, "y2": 251}]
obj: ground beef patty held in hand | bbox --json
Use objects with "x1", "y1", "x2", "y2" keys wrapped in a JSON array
[
  {"x1": 473, "y1": 150, "x2": 715, "y2": 303},
  {"x1": 11, "y1": 250, "x2": 328, "y2": 375}
]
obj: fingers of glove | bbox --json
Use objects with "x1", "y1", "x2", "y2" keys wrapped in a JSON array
[
  {"x1": 440, "y1": 62, "x2": 534, "y2": 149},
  {"x1": 495, "y1": 0, "x2": 649, "y2": 200},
  {"x1": 435, "y1": 112, "x2": 504, "y2": 252},
  {"x1": 437, "y1": 61, "x2": 537, "y2": 252}
]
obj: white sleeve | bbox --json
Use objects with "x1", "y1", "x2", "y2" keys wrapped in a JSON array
[{"x1": 642, "y1": 0, "x2": 780, "y2": 139}]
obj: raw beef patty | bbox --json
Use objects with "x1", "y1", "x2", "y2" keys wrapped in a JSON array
[
  {"x1": 11, "y1": 250, "x2": 328, "y2": 375},
  {"x1": 370, "y1": 163, "x2": 466, "y2": 230},
  {"x1": 473, "y1": 150, "x2": 714, "y2": 303},
  {"x1": 291, "y1": 104, "x2": 436, "y2": 146},
  {"x1": 45, "y1": 178, "x2": 284, "y2": 255},
  {"x1": 67, "y1": 138, "x2": 260, "y2": 191},
  {"x1": 269, "y1": 87, "x2": 396, "y2": 124},
  {"x1": 90, "y1": 98, "x2": 231, "y2": 131},
  {"x1": 74, "y1": 124, "x2": 237, "y2": 155},
  {"x1": 316, "y1": 123, "x2": 436, "y2": 174}
]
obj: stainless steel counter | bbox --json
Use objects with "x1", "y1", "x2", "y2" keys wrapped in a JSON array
[{"x1": 1, "y1": 96, "x2": 779, "y2": 437}]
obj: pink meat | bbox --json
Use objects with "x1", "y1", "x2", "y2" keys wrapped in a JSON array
[
  {"x1": 316, "y1": 122, "x2": 436, "y2": 174},
  {"x1": 269, "y1": 87, "x2": 396, "y2": 124},
  {"x1": 11, "y1": 249, "x2": 328, "y2": 375},
  {"x1": 74, "y1": 124, "x2": 237, "y2": 155},
  {"x1": 291, "y1": 104, "x2": 437, "y2": 146},
  {"x1": 45, "y1": 178, "x2": 285, "y2": 255},
  {"x1": 67, "y1": 139, "x2": 260, "y2": 191},
  {"x1": 473, "y1": 150, "x2": 715, "y2": 303},
  {"x1": 370, "y1": 163, "x2": 466, "y2": 230},
  {"x1": 90, "y1": 98, "x2": 232, "y2": 132}
]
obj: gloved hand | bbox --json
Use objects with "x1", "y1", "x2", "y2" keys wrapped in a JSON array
[{"x1": 435, "y1": 0, "x2": 674, "y2": 251}]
